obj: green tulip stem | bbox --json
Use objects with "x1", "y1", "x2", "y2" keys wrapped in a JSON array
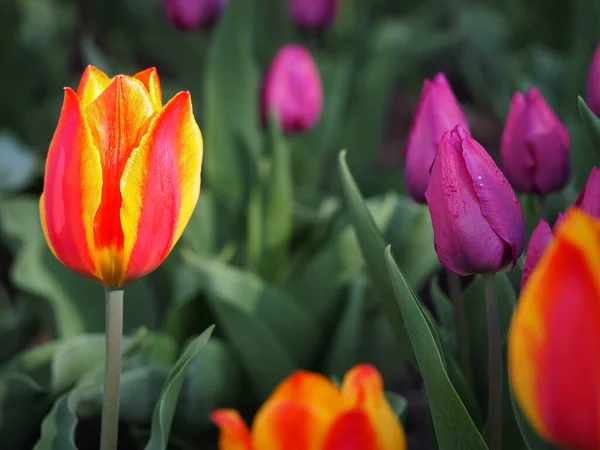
[
  {"x1": 484, "y1": 274, "x2": 502, "y2": 450},
  {"x1": 100, "y1": 287, "x2": 124, "y2": 450},
  {"x1": 448, "y1": 272, "x2": 472, "y2": 385}
]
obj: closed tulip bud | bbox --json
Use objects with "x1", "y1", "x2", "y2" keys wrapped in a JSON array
[
  {"x1": 162, "y1": 0, "x2": 227, "y2": 30},
  {"x1": 289, "y1": 0, "x2": 338, "y2": 30},
  {"x1": 40, "y1": 66, "x2": 203, "y2": 287},
  {"x1": 586, "y1": 42, "x2": 600, "y2": 117},
  {"x1": 575, "y1": 166, "x2": 600, "y2": 219},
  {"x1": 509, "y1": 209, "x2": 600, "y2": 450},
  {"x1": 425, "y1": 124, "x2": 525, "y2": 275},
  {"x1": 262, "y1": 45, "x2": 323, "y2": 134},
  {"x1": 501, "y1": 87, "x2": 570, "y2": 194},
  {"x1": 405, "y1": 73, "x2": 470, "y2": 203},
  {"x1": 212, "y1": 364, "x2": 406, "y2": 450},
  {"x1": 520, "y1": 220, "x2": 552, "y2": 288},
  {"x1": 553, "y1": 212, "x2": 567, "y2": 231}
]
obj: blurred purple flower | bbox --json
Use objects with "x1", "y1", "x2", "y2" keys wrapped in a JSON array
[
  {"x1": 425, "y1": 125, "x2": 525, "y2": 275},
  {"x1": 521, "y1": 219, "x2": 553, "y2": 288},
  {"x1": 501, "y1": 87, "x2": 570, "y2": 195},
  {"x1": 404, "y1": 73, "x2": 470, "y2": 203},
  {"x1": 162, "y1": 0, "x2": 227, "y2": 30},
  {"x1": 289, "y1": 0, "x2": 338, "y2": 30},
  {"x1": 575, "y1": 167, "x2": 600, "y2": 219},
  {"x1": 262, "y1": 44, "x2": 323, "y2": 134},
  {"x1": 586, "y1": 41, "x2": 600, "y2": 117}
]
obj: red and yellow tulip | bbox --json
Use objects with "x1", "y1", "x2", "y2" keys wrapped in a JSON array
[
  {"x1": 509, "y1": 208, "x2": 600, "y2": 450},
  {"x1": 40, "y1": 66, "x2": 203, "y2": 287},
  {"x1": 211, "y1": 364, "x2": 406, "y2": 450}
]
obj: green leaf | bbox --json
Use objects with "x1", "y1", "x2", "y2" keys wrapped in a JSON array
[
  {"x1": 578, "y1": 96, "x2": 600, "y2": 154},
  {"x1": 185, "y1": 255, "x2": 318, "y2": 399},
  {"x1": 203, "y1": 0, "x2": 261, "y2": 217},
  {"x1": 145, "y1": 325, "x2": 215, "y2": 450},
  {"x1": 385, "y1": 391, "x2": 408, "y2": 422},
  {"x1": 260, "y1": 115, "x2": 293, "y2": 283},
  {"x1": 337, "y1": 151, "x2": 411, "y2": 358},
  {"x1": 0, "y1": 197, "x2": 159, "y2": 337},
  {"x1": 0, "y1": 132, "x2": 39, "y2": 193},
  {"x1": 385, "y1": 247, "x2": 488, "y2": 450}
]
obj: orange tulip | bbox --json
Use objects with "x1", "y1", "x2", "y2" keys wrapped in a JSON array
[
  {"x1": 509, "y1": 208, "x2": 600, "y2": 450},
  {"x1": 211, "y1": 364, "x2": 406, "y2": 450},
  {"x1": 39, "y1": 66, "x2": 203, "y2": 287}
]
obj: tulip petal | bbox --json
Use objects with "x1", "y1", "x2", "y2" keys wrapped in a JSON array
[
  {"x1": 77, "y1": 65, "x2": 112, "y2": 106},
  {"x1": 520, "y1": 220, "x2": 552, "y2": 288},
  {"x1": 575, "y1": 167, "x2": 600, "y2": 219},
  {"x1": 461, "y1": 127, "x2": 525, "y2": 268},
  {"x1": 425, "y1": 130, "x2": 507, "y2": 275},
  {"x1": 84, "y1": 76, "x2": 156, "y2": 285},
  {"x1": 134, "y1": 68, "x2": 162, "y2": 110},
  {"x1": 509, "y1": 210, "x2": 600, "y2": 448},
  {"x1": 341, "y1": 365, "x2": 406, "y2": 450},
  {"x1": 120, "y1": 91, "x2": 202, "y2": 284},
  {"x1": 322, "y1": 409, "x2": 379, "y2": 450},
  {"x1": 211, "y1": 410, "x2": 253, "y2": 450},
  {"x1": 41, "y1": 88, "x2": 102, "y2": 281},
  {"x1": 252, "y1": 401, "x2": 330, "y2": 450},
  {"x1": 501, "y1": 92, "x2": 535, "y2": 192}
]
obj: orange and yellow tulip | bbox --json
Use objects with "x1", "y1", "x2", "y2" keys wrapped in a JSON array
[
  {"x1": 211, "y1": 364, "x2": 406, "y2": 450},
  {"x1": 509, "y1": 208, "x2": 600, "y2": 450},
  {"x1": 40, "y1": 66, "x2": 203, "y2": 287}
]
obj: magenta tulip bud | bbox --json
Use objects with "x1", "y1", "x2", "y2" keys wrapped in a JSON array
[
  {"x1": 425, "y1": 125, "x2": 526, "y2": 275},
  {"x1": 500, "y1": 87, "x2": 570, "y2": 195},
  {"x1": 289, "y1": 0, "x2": 338, "y2": 30},
  {"x1": 586, "y1": 42, "x2": 600, "y2": 117},
  {"x1": 262, "y1": 45, "x2": 323, "y2": 134},
  {"x1": 553, "y1": 212, "x2": 567, "y2": 231},
  {"x1": 404, "y1": 73, "x2": 470, "y2": 204},
  {"x1": 575, "y1": 167, "x2": 600, "y2": 219},
  {"x1": 521, "y1": 220, "x2": 552, "y2": 288},
  {"x1": 162, "y1": 0, "x2": 227, "y2": 30}
]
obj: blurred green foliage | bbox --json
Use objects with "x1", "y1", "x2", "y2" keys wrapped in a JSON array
[{"x1": 0, "y1": 0, "x2": 598, "y2": 448}]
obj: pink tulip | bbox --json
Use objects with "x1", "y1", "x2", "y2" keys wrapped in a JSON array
[
  {"x1": 575, "y1": 167, "x2": 600, "y2": 219},
  {"x1": 289, "y1": 0, "x2": 338, "y2": 30},
  {"x1": 404, "y1": 73, "x2": 470, "y2": 203},
  {"x1": 501, "y1": 87, "x2": 570, "y2": 195},
  {"x1": 586, "y1": 42, "x2": 600, "y2": 117},
  {"x1": 162, "y1": 0, "x2": 227, "y2": 30},
  {"x1": 425, "y1": 125, "x2": 525, "y2": 275},
  {"x1": 262, "y1": 45, "x2": 323, "y2": 134},
  {"x1": 521, "y1": 220, "x2": 553, "y2": 288}
]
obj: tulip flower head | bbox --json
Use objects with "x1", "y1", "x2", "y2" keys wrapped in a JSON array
[
  {"x1": 212, "y1": 364, "x2": 406, "y2": 450},
  {"x1": 404, "y1": 73, "x2": 470, "y2": 203},
  {"x1": 509, "y1": 209, "x2": 600, "y2": 450},
  {"x1": 162, "y1": 0, "x2": 227, "y2": 30},
  {"x1": 40, "y1": 66, "x2": 203, "y2": 287},
  {"x1": 586, "y1": 41, "x2": 600, "y2": 117},
  {"x1": 501, "y1": 87, "x2": 570, "y2": 195},
  {"x1": 520, "y1": 219, "x2": 552, "y2": 288},
  {"x1": 575, "y1": 166, "x2": 600, "y2": 219},
  {"x1": 425, "y1": 124, "x2": 525, "y2": 275},
  {"x1": 262, "y1": 45, "x2": 323, "y2": 134},
  {"x1": 289, "y1": 0, "x2": 338, "y2": 30}
]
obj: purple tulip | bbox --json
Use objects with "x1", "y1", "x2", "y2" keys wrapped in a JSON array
[
  {"x1": 262, "y1": 45, "x2": 323, "y2": 134},
  {"x1": 404, "y1": 73, "x2": 470, "y2": 204},
  {"x1": 425, "y1": 125, "x2": 525, "y2": 275},
  {"x1": 162, "y1": 0, "x2": 227, "y2": 30},
  {"x1": 500, "y1": 87, "x2": 570, "y2": 195},
  {"x1": 575, "y1": 167, "x2": 600, "y2": 219},
  {"x1": 586, "y1": 42, "x2": 600, "y2": 117},
  {"x1": 521, "y1": 220, "x2": 553, "y2": 288},
  {"x1": 289, "y1": 0, "x2": 338, "y2": 30},
  {"x1": 553, "y1": 212, "x2": 567, "y2": 231}
]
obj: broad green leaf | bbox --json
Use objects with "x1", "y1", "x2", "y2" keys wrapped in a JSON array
[
  {"x1": 578, "y1": 96, "x2": 600, "y2": 154},
  {"x1": 203, "y1": 0, "x2": 261, "y2": 217},
  {"x1": 337, "y1": 151, "x2": 411, "y2": 359},
  {"x1": 260, "y1": 115, "x2": 293, "y2": 283},
  {"x1": 385, "y1": 247, "x2": 488, "y2": 450},
  {"x1": 0, "y1": 197, "x2": 158, "y2": 337},
  {"x1": 145, "y1": 325, "x2": 215, "y2": 450}
]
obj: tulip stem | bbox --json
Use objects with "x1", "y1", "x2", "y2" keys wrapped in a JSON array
[
  {"x1": 100, "y1": 287, "x2": 123, "y2": 450},
  {"x1": 448, "y1": 272, "x2": 472, "y2": 385},
  {"x1": 483, "y1": 274, "x2": 502, "y2": 450}
]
